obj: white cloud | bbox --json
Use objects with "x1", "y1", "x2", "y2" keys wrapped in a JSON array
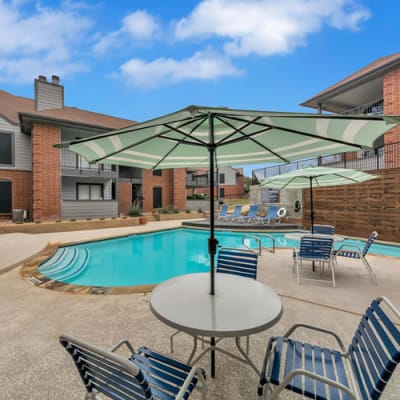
[
  {"x1": 0, "y1": 1, "x2": 92, "y2": 83},
  {"x1": 118, "y1": 48, "x2": 242, "y2": 89},
  {"x1": 174, "y1": 0, "x2": 370, "y2": 56},
  {"x1": 93, "y1": 10, "x2": 158, "y2": 55}
]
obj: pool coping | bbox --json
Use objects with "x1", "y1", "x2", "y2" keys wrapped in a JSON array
[{"x1": 20, "y1": 226, "x2": 400, "y2": 295}]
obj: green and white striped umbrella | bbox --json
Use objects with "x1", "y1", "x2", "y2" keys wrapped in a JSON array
[
  {"x1": 259, "y1": 166, "x2": 378, "y2": 232},
  {"x1": 56, "y1": 105, "x2": 400, "y2": 169},
  {"x1": 55, "y1": 105, "x2": 400, "y2": 294}
]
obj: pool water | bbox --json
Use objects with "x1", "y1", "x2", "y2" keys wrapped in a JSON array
[{"x1": 38, "y1": 228, "x2": 400, "y2": 287}]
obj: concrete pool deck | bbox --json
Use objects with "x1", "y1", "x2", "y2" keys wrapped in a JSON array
[{"x1": 0, "y1": 220, "x2": 399, "y2": 399}]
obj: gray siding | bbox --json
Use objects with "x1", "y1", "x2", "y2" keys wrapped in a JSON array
[
  {"x1": 62, "y1": 200, "x2": 118, "y2": 219},
  {"x1": 35, "y1": 79, "x2": 63, "y2": 111},
  {"x1": 62, "y1": 176, "x2": 113, "y2": 200},
  {"x1": 218, "y1": 166, "x2": 237, "y2": 185},
  {"x1": 0, "y1": 117, "x2": 32, "y2": 170}
]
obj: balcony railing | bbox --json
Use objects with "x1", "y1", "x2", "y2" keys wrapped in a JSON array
[
  {"x1": 252, "y1": 141, "x2": 400, "y2": 184},
  {"x1": 61, "y1": 149, "x2": 116, "y2": 176},
  {"x1": 341, "y1": 98, "x2": 384, "y2": 115}
]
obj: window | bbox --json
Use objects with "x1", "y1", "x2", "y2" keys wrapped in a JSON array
[
  {"x1": 77, "y1": 183, "x2": 103, "y2": 200},
  {"x1": 0, "y1": 181, "x2": 12, "y2": 213},
  {"x1": 219, "y1": 188, "x2": 225, "y2": 198},
  {"x1": 152, "y1": 169, "x2": 162, "y2": 176},
  {"x1": 219, "y1": 173, "x2": 225, "y2": 184},
  {"x1": 0, "y1": 132, "x2": 12, "y2": 165}
]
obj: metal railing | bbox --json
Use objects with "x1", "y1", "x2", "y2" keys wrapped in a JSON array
[
  {"x1": 61, "y1": 149, "x2": 116, "y2": 175},
  {"x1": 252, "y1": 141, "x2": 400, "y2": 184},
  {"x1": 242, "y1": 234, "x2": 275, "y2": 254}
]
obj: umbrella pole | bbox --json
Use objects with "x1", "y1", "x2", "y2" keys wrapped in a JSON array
[
  {"x1": 208, "y1": 114, "x2": 218, "y2": 296},
  {"x1": 309, "y1": 178, "x2": 315, "y2": 234},
  {"x1": 208, "y1": 114, "x2": 218, "y2": 378}
]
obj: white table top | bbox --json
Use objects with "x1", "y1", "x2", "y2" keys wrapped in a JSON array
[
  {"x1": 150, "y1": 272, "x2": 283, "y2": 338},
  {"x1": 284, "y1": 232, "x2": 345, "y2": 242}
]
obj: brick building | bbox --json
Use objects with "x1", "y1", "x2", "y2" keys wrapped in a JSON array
[
  {"x1": 0, "y1": 76, "x2": 186, "y2": 221},
  {"x1": 186, "y1": 166, "x2": 245, "y2": 201}
]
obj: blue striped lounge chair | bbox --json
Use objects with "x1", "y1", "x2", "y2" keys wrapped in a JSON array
[
  {"x1": 60, "y1": 334, "x2": 207, "y2": 400},
  {"x1": 258, "y1": 296, "x2": 400, "y2": 400},
  {"x1": 255, "y1": 205, "x2": 280, "y2": 224},
  {"x1": 237, "y1": 204, "x2": 259, "y2": 223},
  {"x1": 216, "y1": 204, "x2": 228, "y2": 221},
  {"x1": 333, "y1": 230, "x2": 378, "y2": 284},
  {"x1": 224, "y1": 204, "x2": 242, "y2": 221}
]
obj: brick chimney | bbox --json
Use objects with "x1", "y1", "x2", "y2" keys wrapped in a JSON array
[{"x1": 34, "y1": 75, "x2": 64, "y2": 111}]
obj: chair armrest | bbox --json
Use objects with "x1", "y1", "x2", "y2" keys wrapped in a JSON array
[
  {"x1": 110, "y1": 339, "x2": 135, "y2": 354},
  {"x1": 283, "y1": 323, "x2": 346, "y2": 351},
  {"x1": 334, "y1": 244, "x2": 361, "y2": 254},
  {"x1": 176, "y1": 365, "x2": 207, "y2": 400},
  {"x1": 278, "y1": 368, "x2": 357, "y2": 400}
]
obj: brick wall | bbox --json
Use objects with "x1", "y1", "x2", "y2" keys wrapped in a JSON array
[
  {"x1": 302, "y1": 168, "x2": 400, "y2": 242},
  {"x1": 118, "y1": 182, "x2": 132, "y2": 215},
  {"x1": 0, "y1": 170, "x2": 32, "y2": 217},
  {"x1": 384, "y1": 68, "x2": 400, "y2": 144},
  {"x1": 32, "y1": 123, "x2": 61, "y2": 221},
  {"x1": 142, "y1": 169, "x2": 172, "y2": 211},
  {"x1": 172, "y1": 168, "x2": 186, "y2": 210}
]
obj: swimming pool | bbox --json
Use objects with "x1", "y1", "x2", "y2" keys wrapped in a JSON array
[{"x1": 38, "y1": 228, "x2": 400, "y2": 287}]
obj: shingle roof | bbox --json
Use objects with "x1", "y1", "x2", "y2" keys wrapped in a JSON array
[{"x1": 0, "y1": 89, "x2": 135, "y2": 129}]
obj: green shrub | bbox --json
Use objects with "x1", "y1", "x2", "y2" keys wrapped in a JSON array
[
  {"x1": 127, "y1": 206, "x2": 143, "y2": 217},
  {"x1": 159, "y1": 205, "x2": 179, "y2": 214}
]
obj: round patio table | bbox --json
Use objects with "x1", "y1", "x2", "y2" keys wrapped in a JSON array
[{"x1": 150, "y1": 272, "x2": 283, "y2": 377}]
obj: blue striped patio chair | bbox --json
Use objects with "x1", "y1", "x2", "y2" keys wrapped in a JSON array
[
  {"x1": 333, "y1": 231, "x2": 378, "y2": 284},
  {"x1": 313, "y1": 224, "x2": 335, "y2": 235},
  {"x1": 258, "y1": 296, "x2": 400, "y2": 400},
  {"x1": 60, "y1": 334, "x2": 207, "y2": 400},
  {"x1": 293, "y1": 235, "x2": 335, "y2": 287}
]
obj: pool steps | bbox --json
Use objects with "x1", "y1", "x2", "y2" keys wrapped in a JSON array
[{"x1": 39, "y1": 247, "x2": 89, "y2": 281}]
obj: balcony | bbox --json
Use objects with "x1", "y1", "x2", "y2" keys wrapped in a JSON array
[
  {"x1": 61, "y1": 149, "x2": 117, "y2": 178},
  {"x1": 252, "y1": 141, "x2": 400, "y2": 184}
]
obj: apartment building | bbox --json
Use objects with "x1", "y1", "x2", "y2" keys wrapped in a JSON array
[
  {"x1": 0, "y1": 76, "x2": 186, "y2": 221},
  {"x1": 301, "y1": 52, "x2": 400, "y2": 149},
  {"x1": 186, "y1": 166, "x2": 245, "y2": 201}
]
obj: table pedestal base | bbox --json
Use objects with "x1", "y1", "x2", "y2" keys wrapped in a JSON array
[{"x1": 187, "y1": 335, "x2": 260, "y2": 377}]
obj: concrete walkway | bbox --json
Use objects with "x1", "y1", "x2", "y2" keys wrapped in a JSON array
[{"x1": 0, "y1": 222, "x2": 399, "y2": 399}]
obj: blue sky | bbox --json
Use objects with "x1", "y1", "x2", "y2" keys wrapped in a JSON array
[{"x1": 1, "y1": 0, "x2": 399, "y2": 176}]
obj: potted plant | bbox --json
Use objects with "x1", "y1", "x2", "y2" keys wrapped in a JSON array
[{"x1": 127, "y1": 206, "x2": 147, "y2": 224}]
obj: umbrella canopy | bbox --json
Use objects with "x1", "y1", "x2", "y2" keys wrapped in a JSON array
[
  {"x1": 55, "y1": 105, "x2": 400, "y2": 294},
  {"x1": 259, "y1": 166, "x2": 378, "y2": 232}
]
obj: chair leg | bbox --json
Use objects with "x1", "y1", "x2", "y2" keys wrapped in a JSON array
[
  {"x1": 170, "y1": 330, "x2": 181, "y2": 353},
  {"x1": 362, "y1": 257, "x2": 377, "y2": 284},
  {"x1": 330, "y1": 260, "x2": 336, "y2": 288},
  {"x1": 296, "y1": 259, "x2": 301, "y2": 284}
]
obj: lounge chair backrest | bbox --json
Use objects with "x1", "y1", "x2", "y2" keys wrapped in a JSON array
[
  {"x1": 313, "y1": 224, "x2": 335, "y2": 235},
  {"x1": 298, "y1": 235, "x2": 333, "y2": 261},
  {"x1": 348, "y1": 297, "x2": 400, "y2": 399},
  {"x1": 217, "y1": 247, "x2": 258, "y2": 279},
  {"x1": 248, "y1": 205, "x2": 258, "y2": 218},
  {"x1": 362, "y1": 231, "x2": 378, "y2": 257},
  {"x1": 219, "y1": 204, "x2": 228, "y2": 214},
  {"x1": 265, "y1": 205, "x2": 279, "y2": 219},
  {"x1": 59, "y1": 334, "x2": 151, "y2": 400},
  {"x1": 232, "y1": 205, "x2": 242, "y2": 217}
]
